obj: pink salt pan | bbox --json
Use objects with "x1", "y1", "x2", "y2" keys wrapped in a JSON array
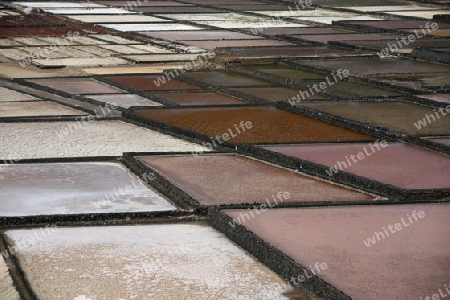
[
  {"x1": 263, "y1": 143, "x2": 450, "y2": 190},
  {"x1": 225, "y1": 204, "x2": 450, "y2": 300}
]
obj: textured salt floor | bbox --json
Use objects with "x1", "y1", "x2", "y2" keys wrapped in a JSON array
[
  {"x1": 139, "y1": 30, "x2": 261, "y2": 41},
  {"x1": 0, "y1": 49, "x2": 29, "y2": 60},
  {"x1": 5, "y1": 224, "x2": 295, "y2": 299},
  {"x1": 195, "y1": 20, "x2": 308, "y2": 29},
  {"x1": 28, "y1": 78, "x2": 125, "y2": 95},
  {"x1": 0, "y1": 162, "x2": 175, "y2": 216},
  {"x1": 99, "y1": 45, "x2": 173, "y2": 54},
  {"x1": 0, "y1": 39, "x2": 21, "y2": 47},
  {"x1": 180, "y1": 39, "x2": 293, "y2": 49},
  {"x1": 88, "y1": 34, "x2": 141, "y2": 45},
  {"x1": 72, "y1": 46, "x2": 117, "y2": 57},
  {"x1": 123, "y1": 54, "x2": 202, "y2": 63},
  {"x1": 250, "y1": 9, "x2": 357, "y2": 17},
  {"x1": 83, "y1": 64, "x2": 185, "y2": 75},
  {"x1": 12, "y1": 1, "x2": 105, "y2": 8},
  {"x1": 292, "y1": 16, "x2": 383, "y2": 24},
  {"x1": 56, "y1": 46, "x2": 114, "y2": 58},
  {"x1": 102, "y1": 24, "x2": 203, "y2": 32},
  {"x1": 33, "y1": 36, "x2": 80, "y2": 46},
  {"x1": 68, "y1": 15, "x2": 170, "y2": 23},
  {"x1": 0, "y1": 87, "x2": 38, "y2": 102},
  {"x1": 0, "y1": 256, "x2": 20, "y2": 300},
  {"x1": 98, "y1": 45, "x2": 158, "y2": 55},
  {"x1": 0, "y1": 101, "x2": 86, "y2": 117},
  {"x1": 66, "y1": 36, "x2": 109, "y2": 45},
  {"x1": 132, "y1": 44, "x2": 176, "y2": 53},
  {"x1": 11, "y1": 37, "x2": 49, "y2": 46},
  {"x1": 95, "y1": 0, "x2": 192, "y2": 6},
  {"x1": 85, "y1": 94, "x2": 163, "y2": 108},
  {"x1": 0, "y1": 120, "x2": 208, "y2": 159},
  {"x1": 158, "y1": 13, "x2": 266, "y2": 21},
  {"x1": 33, "y1": 57, "x2": 129, "y2": 68},
  {"x1": 19, "y1": 47, "x2": 74, "y2": 59},
  {"x1": 43, "y1": 8, "x2": 134, "y2": 14}
]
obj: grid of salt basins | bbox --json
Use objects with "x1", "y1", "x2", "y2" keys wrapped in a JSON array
[{"x1": 0, "y1": 0, "x2": 449, "y2": 299}]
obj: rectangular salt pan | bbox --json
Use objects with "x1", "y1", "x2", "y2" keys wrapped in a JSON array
[
  {"x1": 263, "y1": 143, "x2": 450, "y2": 190},
  {"x1": 102, "y1": 23, "x2": 203, "y2": 32},
  {"x1": 32, "y1": 57, "x2": 129, "y2": 68},
  {"x1": 0, "y1": 162, "x2": 176, "y2": 216},
  {"x1": 225, "y1": 204, "x2": 450, "y2": 300},
  {"x1": 138, "y1": 154, "x2": 374, "y2": 205},
  {"x1": 5, "y1": 224, "x2": 298, "y2": 299},
  {"x1": 67, "y1": 14, "x2": 170, "y2": 23},
  {"x1": 195, "y1": 20, "x2": 309, "y2": 29},
  {"x1": 42, "y1": 8, "x2": 135, "y2": 14},
  {"x1": 12, "y1": 1, "x2": 105, "y2": 8},
  {"x1": 85, "y1": 94, "x2": 163, "y2": 108},
  {"x1": 0, "y1": 120, "x2": 209, "y2": 159}
]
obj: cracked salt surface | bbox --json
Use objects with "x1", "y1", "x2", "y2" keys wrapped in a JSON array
[
  {"x1": 6, "y1": 224, "x2": 294, "y2": 299},
  {"x1": 0, "y1": 162, "x2": 175, "y2": 216}
]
